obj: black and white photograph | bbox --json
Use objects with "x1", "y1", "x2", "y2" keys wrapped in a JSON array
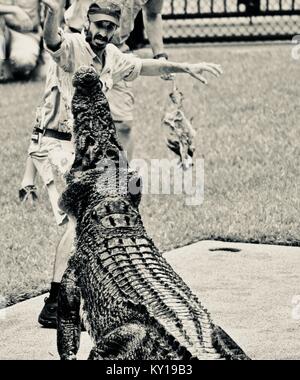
[{"x1": 0, "y1": 0, "x2": 299, "y2": 363}]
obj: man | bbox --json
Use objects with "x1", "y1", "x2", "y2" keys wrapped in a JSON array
[
  {"x1": 38, "y1": 0, "x2": 222, "y2": 327},
  {"x1": 19, "y1": 0, "x2": 168, "y2": 203},
  {"x1": 0, "y1": 0, "x2": 42, "y2": 81},
  {"x1": 19, "y1": 0, "x2": 166, "y2": 203}
]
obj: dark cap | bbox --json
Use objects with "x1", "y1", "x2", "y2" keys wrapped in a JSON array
[{"x1": 88, "y1": 1, "x2": 121, "y2": 27}]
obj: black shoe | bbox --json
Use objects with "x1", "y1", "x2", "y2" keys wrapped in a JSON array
[
  {"x1": 38, "y1": 297, "x2": 87, "y2": 331},
  {"x1": 38, "y1": 297, "x2": 57, "y2": 328},
  {"x1": 19, "y1": 185, "x2": 38, "y2": 204}
]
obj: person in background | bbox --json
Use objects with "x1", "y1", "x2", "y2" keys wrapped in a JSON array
[{"x1": 0, "y1": 0, "x2": 42, "y2": 81}]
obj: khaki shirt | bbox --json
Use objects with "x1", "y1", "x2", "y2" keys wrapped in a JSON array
[{"x1": 41, "y1": 30, "x2": 142, "y2": 133}]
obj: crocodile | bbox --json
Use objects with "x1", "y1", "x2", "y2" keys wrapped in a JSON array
[{"x1": 57, "y1": 66, "x2": 250, "y2": 360}]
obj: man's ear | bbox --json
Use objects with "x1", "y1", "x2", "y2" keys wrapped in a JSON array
[
  {"x1": 84, "y1": 19, "x2": 90, "y2": 30},
  {"x1": 85, "y1": 21, "x2": 92, "y2": 43}
]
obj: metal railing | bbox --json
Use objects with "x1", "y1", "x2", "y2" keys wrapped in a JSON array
[
  {"x1": 163, "y1": 0, "x2": 300, "y2": 18},
  {"x1": 156, "y1": 0, "x2": 300, "y2": 43}
]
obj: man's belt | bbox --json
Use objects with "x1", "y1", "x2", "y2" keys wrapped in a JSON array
[{"x1": 43, "y1": 129, "x2": 72, "y2": 141}]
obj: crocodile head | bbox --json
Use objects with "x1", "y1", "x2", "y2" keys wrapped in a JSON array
[
  {"x1": 72, "y1": 66, "x2": 100, "y2": 90},
  {"x1": 71, "y1": 66, "x2": 125, "y2": 173}
]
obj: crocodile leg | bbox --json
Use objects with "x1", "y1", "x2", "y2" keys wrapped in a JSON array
[{"x1": 57, "y1": 267, "x2": 81, "y2": 360}]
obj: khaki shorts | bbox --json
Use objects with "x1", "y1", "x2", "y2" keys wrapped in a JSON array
[
  {"x1": 107, "y1": 79, "x2": 134, "y2": 122},
  {"x1": 28, "y1": 136, "x2": 74, "y2": 182},
  {"x1": 28, "y1": 136, "x2": 75, "y2": 225}
]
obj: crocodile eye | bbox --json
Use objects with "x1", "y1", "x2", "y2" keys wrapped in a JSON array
[
  {"x1": 106, "y1": 149, "x2": 118, "y2": 160},
  {"x1": 91, "y1": 209, "x2": 98, "y2": 221}
]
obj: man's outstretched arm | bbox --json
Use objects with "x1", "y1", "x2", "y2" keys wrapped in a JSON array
[
  {"x1": 140, "y1": 59, "x2": 223, "y2": 85},
  {"x1": 41, "y1": 0, "x2": 62, "y2": 50}
]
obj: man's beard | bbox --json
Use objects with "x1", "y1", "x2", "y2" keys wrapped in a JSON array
[{"x1": 90, "y1": 33, "x2": 112, "y2": 50}]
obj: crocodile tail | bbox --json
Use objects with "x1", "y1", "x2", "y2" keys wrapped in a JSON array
[{"x1": 211, "y1": 326, "x2": 251, "y2": 360}]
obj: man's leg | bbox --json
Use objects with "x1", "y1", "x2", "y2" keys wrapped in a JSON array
[
  {"x1": 38, "y1": 137, "x2": 75, "y2": 327},
  {"x1": 38, "y1": 219, "x2": 75, "y2": 327},
  {"x1": 9, "y1": 29, "x2": 40, "y2": 79},
  {"x1": 52, "y1": 219, "x2": 75, "y2": 282}
]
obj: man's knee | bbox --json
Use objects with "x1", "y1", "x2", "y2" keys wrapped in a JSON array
[
  {"x1": 115, "y1": 121, "x2": 133, "y2": 137},
  {"x1": 62, "y1": 219, "x2": 76, "y2": 243},
  {"x1": 53, "y1": 220, "x2": 76, "y2": 282}
]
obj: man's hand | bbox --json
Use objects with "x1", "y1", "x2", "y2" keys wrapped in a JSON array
[
  {"x1": 183, "y1": 62, "x2": 223, "y2": 84},
  {"x1": 41, "y1": 0, "x2": 61, "y2": 13}
]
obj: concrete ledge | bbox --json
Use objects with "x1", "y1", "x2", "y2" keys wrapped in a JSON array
[{"x1": 1, "y1": 240, "x2": 299, "y2": 360}]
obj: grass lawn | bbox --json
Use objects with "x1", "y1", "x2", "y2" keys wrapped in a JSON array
[{"x1": 1, "y1": 43, "x2": 300, "y2": 303}]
